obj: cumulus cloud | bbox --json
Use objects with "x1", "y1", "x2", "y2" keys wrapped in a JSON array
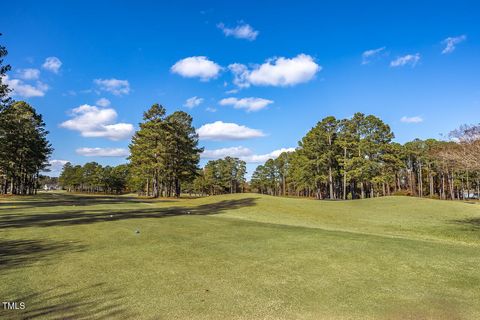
[
  {"x1": 202, "y1": 146, "x2": 295, "y2": 163},
  {"x1": 171, "y1": 56, "x2": 222, "y2": 81},
  {"x1": 196, "y1": 121, "x2": 265, "y2": 140},
  {"x1": 4, "y1": 75, "x2": 49, "y2": 97},
  {"x1": 219, "y1": 97, "x2": 273, "y2": 112},
  {"x1": 42, "y1": 57, "x2": 62, "y2": 73},
  {"x1": 217, "y1": 23, "x2": 259, "y2": 41},
  {"x1": 229, "y1": 54, "x2": 320, "y2": 88},
  {"x1": 17, "y1": 68, "x2": 40, "y2": 80},
  {"x1": 361, "y1": 47, "x2": 386, "y2": 64},
  {"x1": 96, "y1": 97, "x2": 111, "y2": 107},
  {"x1": 400, "y1": 116, "x2": 423, "y2": 123},
  {"x1": 76, "y1": 147, "x2": 130, "y2": 157},
  {"x1": 184, "y1": 96, "x2": 204, "y2": 108},
  {"x1": 390, "y1": 53, "x2": 420, "y2": 67},
  {"x1": 442, "y1": 35, "x2": 466, "y2": 54},
  {"x1": 94, "y1": 78, "x2": 130, "y2": 95},
  {"x1": 60, "y1": 104, "x2": 134, "y2": 140}
]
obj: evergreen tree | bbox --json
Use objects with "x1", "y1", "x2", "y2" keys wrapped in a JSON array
[
  {"x1": 0, "y1": 101, "x2": 53, "y2": 194},
  {"x1": 129, "y1": 104, "x2": 202, "y2": 197}
]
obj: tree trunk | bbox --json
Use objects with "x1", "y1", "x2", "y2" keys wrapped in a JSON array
[
  {"x1": 328, "y1": 166, "x2": 334, "y2": 199},
  {"x1": 146, "y1": 177, "x2": 150, "y2": 197},
  {"x1": 175, "y1": 178, "x2": 181, "y2": 198}
]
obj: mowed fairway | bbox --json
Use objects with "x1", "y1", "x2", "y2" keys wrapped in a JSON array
[{"x1": 1, "y1": 193, "x2": 480, "y2": 319}]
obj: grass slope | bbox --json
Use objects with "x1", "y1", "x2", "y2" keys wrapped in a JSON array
[{"x1": 1, "y1": 192, "x2": 479, "y2": 319}]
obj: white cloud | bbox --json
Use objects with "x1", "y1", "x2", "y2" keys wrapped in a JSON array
[
  {"x1": 76, "y1": 147, "x2": 130, "y2": 157},
  {"x1": 171, "y1": 56, "x2": 221, "y2": 81},
  {"x1": 361, "y1": 47, "x2": 385, "y2": 64},
  {"x1": 42, "y1": 57, "x2": 62, "y2": 73},
  {"x1": 202, "y1": 146, "x2": 295, "y2": 163},
  {"x1": 225, "y1": 88, "x2": 239, "y2": 94},
  {"x1": 219, "y1": 97, "x2": 273, "y2": 112},
  {"x1": 217, "y1": 23, "x2": 259, "y2": 41},
  {"x1": 44, "y1": 159, "x2": 69, "y2": 176},
  {"x1": 390, "y1": 53, "x2": 420, "y2": 67},
  {"x1": 184, "y1": 96, "x2": 204, "y2": 108},
  {"x1": 205, "y1": 107, "x2": 217, "y2": 112},
  {"x1": 96, "y1": 97, "x2": 111, "y2": 107},
  {"x1": 229, "y1": 54, "x2": 320, "y2": 88},
  {"x1": 442, "y1": 35, "x2": 466, "y2": 54},
  {"x1": 4, "y1": 75, "x2": 49, "y2": 97},
  {"x1": 244, "y1": 147, "x2": 296, "y2": 163},
  {"x1": 60, "y1": 104, "x2": 134, "y2": 140},
  {"x1": 202, "y1": 146, "x2": 253, "y2": 159},
  {"x1": 197, "y1": 121, "x2": 265, "y2": 140},
  {"x1": 228, "y1": 63, "x2": 250, "y2": 88},
  {"x1": 17, "y1": 68, "x2": 40, "y2": 80},
  {"x1": 400, "y1": 116, "x2": 423, "y2": 123},
  {"x1": 94, "y1": 78, "x2": 130, "y2": 95}
]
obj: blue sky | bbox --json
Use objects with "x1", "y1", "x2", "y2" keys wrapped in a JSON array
[{"x1": 2, "y1": 1, "x2": 479, "y2": 176}]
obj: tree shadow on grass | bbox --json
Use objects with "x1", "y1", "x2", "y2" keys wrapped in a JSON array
[
  {"x1": 1, "y1": 282, "x2": 135, "y2": 319},
  {"x1": 0, "y1": 239, "x2": 86, "y2": 273},
  {"x1": 0, "y1": 192, "x2": 179, "y2": 210},
  {"x1": 451, "y1": 217, "x2": 480, "y2": 230},
  {"x1": 0, "y1": 197, "x2": 259, "y2": 229}
]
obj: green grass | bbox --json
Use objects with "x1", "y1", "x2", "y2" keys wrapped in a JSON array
[{"x1": 1, "y1": 192, "x2": 479, "y2": 319}]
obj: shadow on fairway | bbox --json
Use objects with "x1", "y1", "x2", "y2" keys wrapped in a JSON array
[
  {"x1": 0, "y1": 197, "x2": 259, "y2": 229},
  {"x1": 0, "y1": 192, "x2": 179, "y2": 210},
  {"x1": 0, "y1": 239, "x2": 86, "y2": 273},
  {"x1": 0, "y1": 283, "x2": 134, "y2": 319},
  {"x1": 452, "y1": 217, "x2": 480, "y2": 230}
]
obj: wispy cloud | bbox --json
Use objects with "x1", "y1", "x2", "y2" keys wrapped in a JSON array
[
  {"x1": 96, "y1": 97, "x2": 111, "y2": 107},
  {"x1": 229, "y1": 54, "x2": 321, "y2": 88},
  {"x1": 441, "y1": 35, "x2": 466, "y2": 54},
  {"x1": 219, "y1": 97, "x2": 273, "y2": 112},
  {"x1": 197, "y1": 121, "x2": 265, "y2": 140},
  {"x1": 390, "y1": 53, "x2": 420, "y2": 67},
  {"x1": 361, "y1": 47, "x2": 386, "y2": 64},
  {"x1": 400, "y1": 116, "x2": 423, "y2": 123},
  {"x1": 42, "y1": 57, "x2": 62, "y2": 73},
  {"x1": 171, "y1": 56, "x2": 221, "y2": 81},
  {"x1": 76, "y1": 147, "x2": 129, "y2": 157},
  {"x1": 183, "y1": 96, "x2": 204, "y2": 108},
  {"x1": 94, "y1": 78, "x2": 130, "y2": 95},
  {"x1": 205, "y1": 107, "x2": 217, "y2": 112},
  {"x1": 16, "y1": 68, "x2": 40, "y2": 80},
  {"x1": 217, "y1": 22, "x2": 259, "y2": 41}
]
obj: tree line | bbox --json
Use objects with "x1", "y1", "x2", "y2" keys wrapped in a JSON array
[
  {"x1": 0, "y1": 35, "x2": 52, "y2": 195},
  {"x1": 59, "y1": 162, "x2": 129, "y2": 194},
  {"x1": 251, "y1": 113, "x2": 480, "y2": 200},
  {"x1": 57, "y1": 111, "x2": 480, "y2": 200},
  {"x1": 192, "y1": 157, "x2": 247, "y2": 195}
]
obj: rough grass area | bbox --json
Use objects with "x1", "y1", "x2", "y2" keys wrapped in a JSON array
[{"x1": 1, "y1": 192, "x2": 479, "y2": 319}]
